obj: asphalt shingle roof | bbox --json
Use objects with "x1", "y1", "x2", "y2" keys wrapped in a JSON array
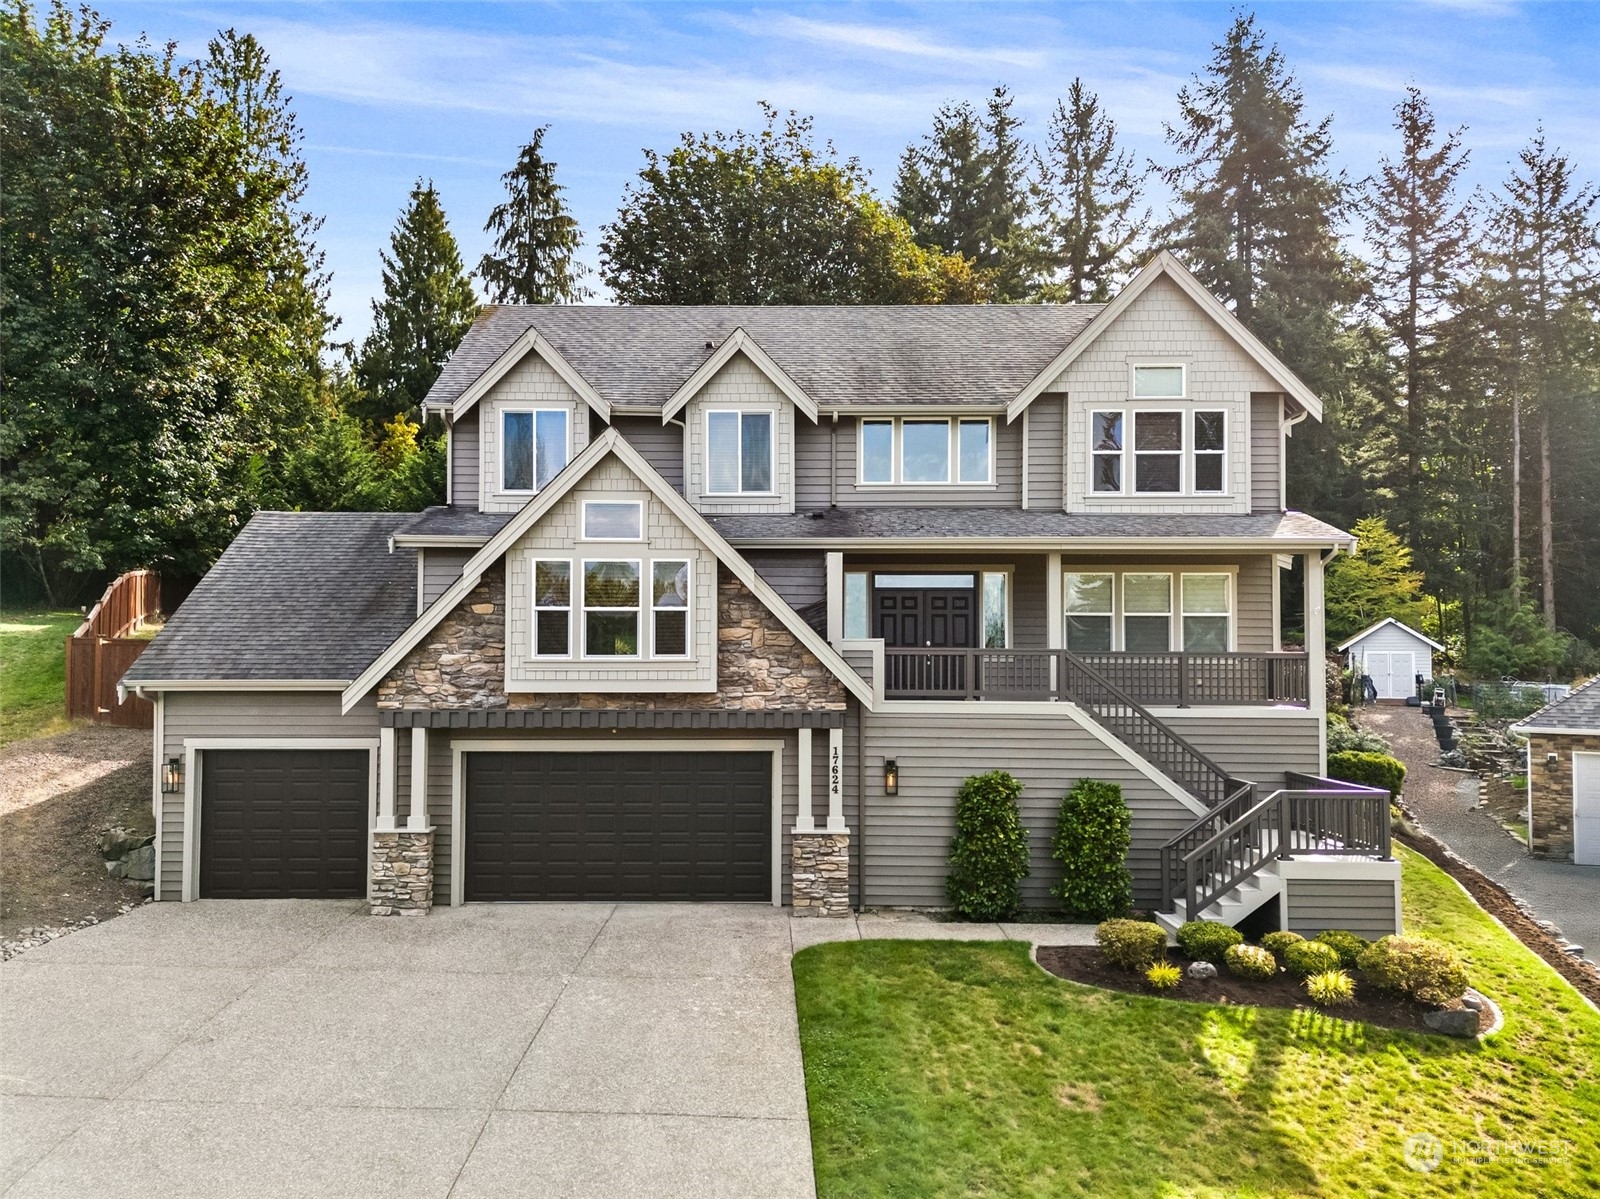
[
  {"x1": 123, "y1": 512, "x2": 416, "y2": 683},
  {"x1": 396, "y1": 506, "x2": 516, "y2": 540},
  {"x1": 1516, "y1": 675, "x2": 1600, "y2": 733},
  {"x1": 426, "y1": 304, "x2": 1104, "y2": 412},
  {"x1": 704, "y1": 508, "x2": 1354, "y2": 544}
]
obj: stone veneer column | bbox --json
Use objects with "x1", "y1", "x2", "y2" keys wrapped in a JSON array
[
  {"x1": 370, "y1": 830, "x2": 434, "y2": 916},
  {"x1": 791, "y1": 832, "x2": 850, "y2": 918},
  {"x1": 1528, "y1": 734, "x2": 1598, "y2": 861}
]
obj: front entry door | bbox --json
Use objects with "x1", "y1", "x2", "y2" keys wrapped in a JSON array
[{"x1": 874, "y1": 587, "x2": 976, "y2": 647}]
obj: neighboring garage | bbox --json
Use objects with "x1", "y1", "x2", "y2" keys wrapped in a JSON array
[
  {"x1": 199, "y1": 749, "x2": 370, "y2": 898},
  {"x1": 463, "y1": 749, "x2": 771, "y2": 902}
]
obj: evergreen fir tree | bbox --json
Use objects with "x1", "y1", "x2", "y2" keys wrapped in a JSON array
[
  {"x1": 1036, "y1": 78, "x2": 1148, "y2": 303},
  {"x1": 476, "y1": 126, "x2": 590, "y2": 304},
  {"x1": 353, "y1": 180, "x2": 479, "y2": 426},
  {"x1": 894, "y1": 86, "x2": 1041, "y2": 300}
]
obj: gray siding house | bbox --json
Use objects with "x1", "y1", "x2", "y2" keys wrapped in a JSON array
[{"x1": 122, "y1": 253, "x2": 1399, "y2": 934}]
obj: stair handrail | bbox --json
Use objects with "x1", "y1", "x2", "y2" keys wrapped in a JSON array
[
  {"x1": 1058, "y1": 649, "x2": 1235, "y2": 807},
  {"x1": 1159, "y1": 777, "x2": 1256, "y2": 907}
]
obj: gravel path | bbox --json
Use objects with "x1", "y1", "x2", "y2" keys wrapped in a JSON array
[
  {"x1": 0, "y1": 726, "x2": 149, "y2": 816},
  {"x1": 1362, "y1": 706, "x2": 1600, "y2": 960}
]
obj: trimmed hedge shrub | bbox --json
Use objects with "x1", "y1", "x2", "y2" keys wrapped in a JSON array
[
  {"x1": 1225, "y1": 943, "x2": 1278, "y2": 980},
  {"x1": 1283, "y1": 939, "x2": 1343, "y2": 978},
  {"x1": 1326, "y1": 751, "x2": 1407, "y2": 796},
  {"x1": 1315, "y1": 929, "x2": 1370, "y2": 968},
  {"x1": 1096, "y1": 919, "x2": 1168, "y2": 972},
  {"x1": 1260, "y1": 930, "x2": 1305, "y2": 963},
  {"x1": 1304, "y1": 969, "x2": 1357, "y2": 1007},
  {"x1": 1358, "y1": 936, "x2": 1469, "y2": 1005},
  {"x1": 1145, "y1": 962, "x2": 1182, "y2": 991},
  {"x1": 946, "y1": 771, "x2": 1031, "y2": 920},
  {"x1": 1050, "y1": 779, "x2": 1133, "y2": 920},
  {"x1": 1176, "y1": 920, "x2": 1244, "y2": 964}
]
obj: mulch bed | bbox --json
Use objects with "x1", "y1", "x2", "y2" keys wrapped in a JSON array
[
  {"x1": 1035, "y1": 944, "x2": 1463, "y2": 1035},
  {"x1": 1395, "y1": 822, "x2": 1600, "y2": 1009}
]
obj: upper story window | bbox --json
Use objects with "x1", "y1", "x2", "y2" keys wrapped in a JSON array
[
  {"x1": 582, "y1": 501, "x2": 643, "y2": 540},
  {"x1": 574, "y1": 557, "x2": 692, "y2": 659},
  {"x1": 1090, "y1": 409, "x2": 1227, "y2": 496},
  {"x1": 860, "y1": 418, "x2": 992, "y2": 486},
  {"x1": 502, "y1": 408, "x2": 569, "y2": 493},
  {"x1": 1133, "y1": 364, "x2": 1186, "y2": 398},
  {"x1": 706, "y1": 410, "x2": 774, "y2": 495}
]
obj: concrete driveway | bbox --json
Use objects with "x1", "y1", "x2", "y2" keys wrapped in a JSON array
[{"x1": 0, "y1": 901, "x2": 815, "y2": 1198}]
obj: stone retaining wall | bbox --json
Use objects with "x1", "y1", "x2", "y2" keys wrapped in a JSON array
[
  {"x1": 791, "y1": 832, "x2": 850, "y2": 918},
  {"x1": 371, "y1": 831, "x2": 434, "y2": 915}
]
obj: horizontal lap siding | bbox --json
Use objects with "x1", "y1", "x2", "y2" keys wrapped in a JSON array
[
  {"x1": 450, "y1": 408, "x2": 480, "y2": 509},
  {"x1": 158, "y1": 692, "x2": 381, "y2": 899},
  {"x1": 1285, "y1": 878, "x2": 1398, "y2": 938},
  {"x1": 1349, "y1": 625, "x2": 1435, "y2": 680},
  {"x1": 743, "y1": 551, "x2": 827, "y2": 611},
  {"x1": 1157, "y1": 712, "x2": 1322, "y2": 786},
  {"x1": 1025, "y1": 396, "x2": 1066, "y2": 511},
  {"x1": 860, "y1": 709, "x2": 1197, "y2": 909},
  {"x1": 1237, "y1": 556, "x2": 1275, "y2": 651},
  {"x1": 420, "y1": 549, "x2": 474, "y2": 609},
  {"x1": 610, "y1": 415, "x2": 684, "y2": 493},
  {"x1": 1250, "y1": 394, "x2": 1282, "y2": 513}
]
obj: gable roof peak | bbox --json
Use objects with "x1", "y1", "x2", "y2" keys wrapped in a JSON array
[{"x1": 660, "y1": 326, "x2": 819, "y2": 423}]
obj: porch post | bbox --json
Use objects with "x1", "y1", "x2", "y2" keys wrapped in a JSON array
[
  {"x1": 1045, "y1": 553, "x2": 1063, "y2": 649},
  {"x1": 825, "y1": 552, "x2": 844, "y2": 644},
  {"x1": 376, "y1": 726, "x2": 397, "y2": 832},
  {"x1": 795, "y1": 727, "x2": 816, "y2": 832},
  {"x1": 407, "y1": 726, "x2": 430, "y2": 831},
  {"x1": 1305, "y1": 551, "x2": 1328, "y2": 768},
  {"x1": 826, "y1": 726, "x2": 847, "y2": 833}
]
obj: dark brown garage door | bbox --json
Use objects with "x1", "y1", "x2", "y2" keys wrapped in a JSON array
[
  {"x1": 464, "y1": 751, "x2": 770, "y2": 902},
  {"x1": 200, "y1": 749, "x2": 369, "y2": 899}
]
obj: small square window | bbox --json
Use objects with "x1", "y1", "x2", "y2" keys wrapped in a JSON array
[
  {"x1": 582, "y1": 502, "x2": 642, "y2": 540},
  {"x1": 1134, "y1": 365, "x2": 1185, "y2": 397}
]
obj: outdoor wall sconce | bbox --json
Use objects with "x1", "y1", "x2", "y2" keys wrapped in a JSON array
[
  {"x1": 161, "y1": 756, "x2": 184, "y2": 793},
  {"x1": 883, "y1": 759, "x2": 899, "y2": 796},
  {"x1": 1546, "y1": 751, "x2": 1560, "y2": 769}
]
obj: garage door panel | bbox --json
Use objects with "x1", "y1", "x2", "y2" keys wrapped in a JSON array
[{"x1": 464, "y1": 750, "x2": 770, "y2": 902}]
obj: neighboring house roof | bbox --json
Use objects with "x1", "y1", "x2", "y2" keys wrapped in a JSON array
[
  {"x1": 121, "y1": 512, "x2": 416, "y2": 687},
  {"x1": 1511, "y1": 675, "x2": 1600, "y2": 736},
  {"x1": 705, "y1": 508, "x2": 1355, "y2": 549},
  {"x1": 1336, "y1": 617, "x2": 1444, "y2": 653},
  {"x1": 341, "y1": 428, "x2": 876, "y2": 713},
  {"x1": 1005, "y1": 251, "x2": 1325, "y2": 423},
  {"x1": 423, "y1": 303, "x2": 1103, "y2": 415}
]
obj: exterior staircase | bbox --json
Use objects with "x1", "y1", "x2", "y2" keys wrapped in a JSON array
[{"x1": 1155, "y1": 861, "x2": 1284, "y2": 934}]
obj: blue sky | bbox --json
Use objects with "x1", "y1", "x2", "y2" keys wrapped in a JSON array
[{"x1": 102, "y1": 1, "x2": 1600, "y2": 341}]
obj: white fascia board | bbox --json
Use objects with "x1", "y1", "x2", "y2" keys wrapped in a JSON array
[
  {"x1": 392, "y1": 534, "x2": 495, "y2": 549},
  {"x1": 126, "y1": 679, "x2": 350, "y2": 692},
  {"x1": 720, "y1": 535, "x2": 1356, "y2": 553},
  {"x1": 1511, "y1": 725, "x2": 1600, "y2": 737},
  {"x1": 660, "y1": 328, "x2": 819, "y2": 423},
  {"x1": 342, "y1": 427, "x2": 874, "y2": 713},
  {"x1": 441, "y1": 327, "x2": 612, "y2": 423},
  {"x1": 1005, "y1": 251, "x2": 1325, "y2": 424}
]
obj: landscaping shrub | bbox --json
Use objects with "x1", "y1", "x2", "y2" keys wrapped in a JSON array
[
  {"x1": 1225, "y1": 943, "x2": 1278, "y2": 980},
  {"x1": 1260, "y1": 930, "x2": 1305, "y2": 963},
  {"x1": 946, "y1": 771, "x2": 1031, "y2": 920},
  {"x1": 1358, "y1": 936, "x2": 1469, "y2": 1005},
  {"x1": 1327, "y1": 715, "x2": 1393, "y2": 756},
  {"x1": 1283, "y1": 939, "x2": 1343, "y2": 978},
  {"x1": 1304, "y1": 969, "x2": 1357, "y2": 1007},
  {"x1": 1326, "y1": 751, "x2": 1407, "y2": 796},
  {"x1": 1096, "y1": 919, "x2": 1168, "y2": 972},
  {"x1": 1315, "y1": 929, "x2": 1369, "y2": 968},
  {"x1": 1145, "y1": 962, "x2": 1182, "y2": 992},
  {"x1": 1176, "y1": 920, "x2": 1244, "y2": 963},
  {"x1": 1050, "y1": 779, "x2": 1133, "y2": 920}
]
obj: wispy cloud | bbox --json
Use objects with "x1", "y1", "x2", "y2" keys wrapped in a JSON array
[
  {"x1": 305, "y1": 143, "x2": 504, "y2": 169},
  {"x1": 1413, "y1": 0, "x2": 1521, "y2": 15},
  {"x1": 743, "y1": 13, "x2": 1049, "y2": 70}
]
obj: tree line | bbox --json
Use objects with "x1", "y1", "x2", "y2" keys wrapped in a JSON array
[{"x1": 3, "y1": 3, "x2": 1596, "y2": 679}]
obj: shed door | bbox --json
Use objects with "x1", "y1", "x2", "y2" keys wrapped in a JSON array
[
  {"x1": 1366, "y1": 651, "x2": 1414, "y2": 700},
  {"x1": 1574, "y1": 752, "x2": 1600, "y2": 867}
]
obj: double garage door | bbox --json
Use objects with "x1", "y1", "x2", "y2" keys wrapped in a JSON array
[{"x1": 198, "y1": 748, "x2": 770, "y2": 902}]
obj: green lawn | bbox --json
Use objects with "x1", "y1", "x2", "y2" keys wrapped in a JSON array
[
  {"x1": 0, "y1": 610, "x2": 81, "y2": 743},
  {"x1": 794, "y1": 849, "x2": 1600, "y2": 1198}
]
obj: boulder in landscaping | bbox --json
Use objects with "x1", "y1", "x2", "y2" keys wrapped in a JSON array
[
  {"x1": 1187, "y1": 960, "x2": 1218, "y2": 980},
  {"x1": 1423, "y1": 1007, "x2": 1481, "y2": 1037}
]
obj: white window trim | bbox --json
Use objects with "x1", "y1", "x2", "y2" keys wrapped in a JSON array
[
  {"x1": 581, "y1": 557, "x2": 643, "y2": 660},
  {"x1": 498, "y1": 405, "x2": 572, "y2": 496},
  {"x1": 531, "y1": 557, "x2": 574, "y2": 660},
  {"x1": 1088, "y1": 407, "x2": 1231, "y2": 498},
  {"x1": 857, "y1": 417, "x2": 996, "y2": 487},
  {"x1": 704, "y1": 408, "x2": 778, "y2": 497},
  {"x1": 1192, "y1": 409, "x2": 1228, "y2": 495},
  {"x1": 1062, "y1": 566, "x2": 1238, "y2": 652},
  {"x1": 980, "y1": 569, "x2": 1013, "y2": 649},
  {"x1": 1132, "y1": 410, "x2": 1186, "y2": 496},
  {"x1": 1089, "y1": 410, "x2": 1126, "y2": 496},
  {"x1": 1131, "y1": 362, "x2": 1188, "y2": 399},
  {"x1": 649, "y1": 558, "x2": 694, "y2": 660},
  {"x1": 1180, "y1": 571, "x2": 1234, "y2": 652},
  {"x1": 580, "y1": 500, "x2": 644, "y2": 541}
]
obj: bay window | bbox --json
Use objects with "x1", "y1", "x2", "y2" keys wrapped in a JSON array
[
  {"x1": 859, "y1": 418, "x2": 992, "y2": 485},
  {"x1": 706, "y1": 410, "x2": 774, "y2": 494},
  {"x1": 502, "y1": 408, "x2": 570, "y2": 493}
]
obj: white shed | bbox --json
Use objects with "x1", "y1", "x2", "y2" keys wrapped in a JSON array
[{"x1": 1338, "y1": 618, "x2": 1442, "y2": 701}]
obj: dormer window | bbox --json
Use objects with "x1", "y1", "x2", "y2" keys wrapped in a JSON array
[
  {"x1": 706, "y1": 410, "x2": 774, "y2": 495},
  {"x1": 1133, "y1": 364, "x2": 1185, "y2": 398},
  {"x1": 502, "y1": 408, "x2": 569, "y2": 493}
]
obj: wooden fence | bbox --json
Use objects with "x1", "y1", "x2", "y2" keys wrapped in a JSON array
[{"x1": 65, "y1": 570, "x2": 161, "y2": 728}]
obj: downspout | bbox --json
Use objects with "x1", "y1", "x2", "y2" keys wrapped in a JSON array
[
  {"x1": 855, "y1": 702, "x2": 865, "y2": 913},
  {"x1": 667, "y1": 417, "x2": 687, "y2": 495},
  {"x1": 1280, "y1": 399, "x2": 1310, "y2": 512},
  {"x1": 830, "y1": 410, "x2": 839, "y2": 508}
]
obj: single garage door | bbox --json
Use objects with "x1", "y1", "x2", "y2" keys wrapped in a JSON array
[
  {"x1": 464, "y1": 751, "x2": 770, "y2": 902},
  {"x1": 200, "y1": 749, "x2": 369, "y2": 898}
]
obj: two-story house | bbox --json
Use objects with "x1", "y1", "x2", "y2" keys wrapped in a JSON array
[{"x1": 123, "y1": 253, "x2": 1400, "y2": 935}]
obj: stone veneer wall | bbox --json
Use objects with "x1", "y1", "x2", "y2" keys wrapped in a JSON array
[
  {"x1": 791, "y1": 833, "x2": 850, "y2": 917},
  {"x1": 371, "y1": 831, "x2": 434, "y2": 915},
  {"x1": 1528, "y1": 733, "x2": 1600, "y2": 861},
  {"x1": 379, "y1": 563, "x2": 846, "y2": 713}
]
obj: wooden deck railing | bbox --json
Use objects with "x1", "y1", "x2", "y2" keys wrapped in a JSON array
[
  {"x1": 65, "y1": 570, "x2": 160, "y2": 728},
  {"x1": 881, "y1": 648, "x2": 1309, "y2": 707}
]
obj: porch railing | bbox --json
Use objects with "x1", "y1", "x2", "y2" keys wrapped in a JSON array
[
  {"x1": 1160, "y1": 775, "x2": 1392, "y2": 918},
  {"x1": 881, "y1": 648, "x2": 1309, "y2": 707}
]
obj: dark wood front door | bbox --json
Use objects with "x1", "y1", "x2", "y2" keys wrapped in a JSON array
[{"x1": 874, "y1": 587, "x2": 976, "y2": 647}]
